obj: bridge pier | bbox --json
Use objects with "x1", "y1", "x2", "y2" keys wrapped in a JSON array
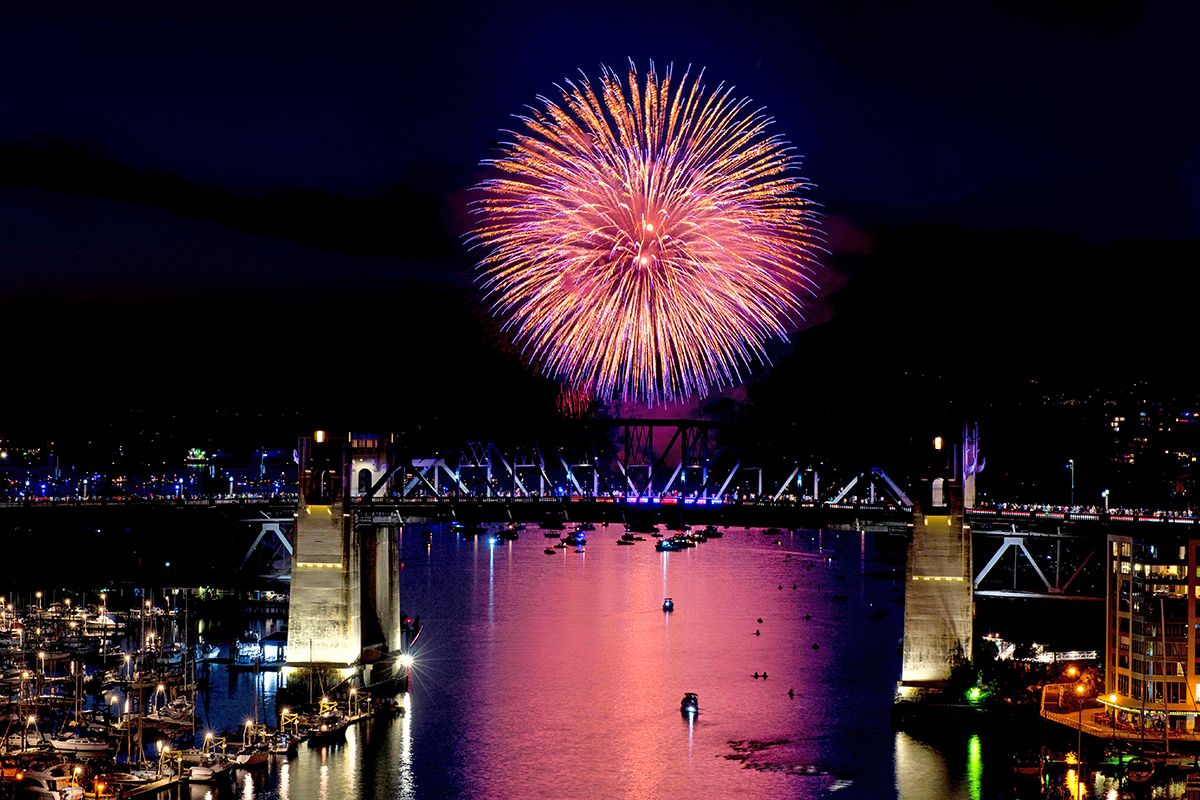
[
  {"x1": 897, "y1": 468, "x2": 974, "y2": 703},
  {"x1": 287, "y1": 433, "x2": 403, "y2": 680}
]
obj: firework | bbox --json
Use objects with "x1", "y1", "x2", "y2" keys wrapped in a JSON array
[{"x1": 470, "y1": 61, "x2": 821, "y2": 406}]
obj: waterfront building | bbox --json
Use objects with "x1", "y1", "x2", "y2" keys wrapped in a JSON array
[{"x1": 1105, "y1": 532, "x2": 1199, "y2": 733}]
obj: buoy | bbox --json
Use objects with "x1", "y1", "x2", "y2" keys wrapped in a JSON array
[
  {"x1": 753, "y1": 672, "x2": 759, "y2": 679},
  {"x1": 788, "y1": 688, "x2": 795, "y2": 699},
  {"x1": 812, "y1": 643, "x2": 820, "y2": 650},
  {"x1": 762, "y1": 672, "x2": 768, "y2": 679},
  {"x1": 756, "y1": 617, "x2": 763, "y2": 624},
  {"x1": 754, "y1": 629, "x2": 760, "y2": 636},
  {"x1": 803, "y1": 614, "x2": 811, "y2": 621}
]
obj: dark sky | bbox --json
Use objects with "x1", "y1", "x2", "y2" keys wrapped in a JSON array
[{"x1": 1, "y1": 0, "x2": 1197, "y2": 445}]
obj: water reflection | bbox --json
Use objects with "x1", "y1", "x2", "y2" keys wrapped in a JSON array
[
  {"x1": 895, "y1": 731, "x2": 958, "y2": 799},
  {"x1": 398, "y1": 694, "x2": 415, "y2": 799},
  {"x1": 150, "y1": 524, "x2": 1108, "y2": 799},
  {"x1": 966, "y1": 735, "x2": 982, "y2": 800}
]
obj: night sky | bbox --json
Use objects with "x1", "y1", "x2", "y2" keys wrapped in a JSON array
[{"x1": 1, "y1": 0, "x2": 1197, "y2": 458}]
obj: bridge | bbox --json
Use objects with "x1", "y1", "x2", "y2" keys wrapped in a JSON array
[{"x1": 7, "y1": 423, "x2": 1200, "y2": 698}]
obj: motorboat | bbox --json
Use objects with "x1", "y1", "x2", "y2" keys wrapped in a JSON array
[
  {"x1": 565, "y1": 531, "x2": 587, "y2": 545},
  {"x1": 49, "y1": 732, "x2": 113, "y2": 754},
  {"x1": 19, "y1": 764, "x2": 85, "y2": 799},
  {"x1": 680, "y1": 693, "x2": 699, "y2": 715},
  {"x1": 269, "y1": 734, "x2": 299, "y2": 757},
  {"x1": 232, "y1": 632, "x2": 263, "y2": 669},
  {"x1": 663, "y1": 598, "x2": 674, "y2": 612},
  {"x1": 195, "y1": 642, "x2": 221, "y2": 662},
  {"x1": 702, "y1": 525, "x2": 723, "y2": 538},
  {"x1": 187, "y1": 765, "x2": 216, "y2": 782},
  {"x1": 655, "y1": 539, "x2": 681, "y2": 552},
  {"x1": 183, "y1": 757, "x2": 233, "y2": 784},
  {"x1": 146, "y1": 697, "x2": 194, "y2": 727}
]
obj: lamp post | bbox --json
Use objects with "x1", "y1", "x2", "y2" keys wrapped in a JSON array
[
  {"x1": 1101, "y1": 489, "x2": 1110, "y2": 514},
  {"x1": 1109, "y1": 693, "x2": 1117, "y2": 740},
  {"x1": 1067, "y1": 459, "x2": 1075, "y2": 508}
]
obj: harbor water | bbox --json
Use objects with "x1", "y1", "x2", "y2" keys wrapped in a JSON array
[{"x1": 141, "y1": 524, "x2": 1127, "y2": 799}]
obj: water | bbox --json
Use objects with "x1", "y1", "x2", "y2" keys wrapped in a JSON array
[{"x1": 146, "y1": 525, "x2": 1122, "y2": 799}]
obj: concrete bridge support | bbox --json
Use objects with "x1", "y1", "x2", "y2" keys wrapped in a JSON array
[
  {"x1": 897, "y1": 474, "x2": 974, "y2": 701},
  {"x1": 287, "y1": 433, "x2": 401, "y2": 668}
]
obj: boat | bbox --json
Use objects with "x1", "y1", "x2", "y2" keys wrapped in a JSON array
[
  {"x1": 49, "y1": 732, "x2": 113, "y2": 754},
  {"x1": 1009, "y1": 750, "x2": 1042, "y2": 776},
  {"x1": 146, "y1": 697, "x2": 195, "y2": 727},
  {"x1": 195, "y1": 642, "x2": 221, "y2": 662},
  {"x1": 497, "y1": 528, "x2": 519, "y2": 541},
  {"x1": 232, "y1": 746, "x2": 269, "y2": 767},
  {"x1": 187, "y1": 765, "x2": 216, "y2": 782},
  {"x1": 182, "y1": 757, "x2": 233, "y2": 784},
  {"x1": 543, "y1": 531, "x2": 562, "y2": 538},
  {"x1": 19, "y1": 765, "x2": 86, "y2": 800},
  {"x1": 1126, "y1": 758, "x2": 1154, "y2": 783},
  {"x1": 565, "y1": 531, "x2": 587, "y2": 545},
  {"x1": 703, "y1": 525, "x2": 723, "y2": 538},
  {"x1": 232, "y1": 632, "x2": 263, "y2": 669},
  {"x1": 156, "y1": 644, "x2": 185, "y2": 666},
  {"x1": 663, "y1": 598, "x2": 674, "y2": 612},
  {"x1": 268, "y1": 734, "x2": 298, "y2": 757},
  {"x1": 680, "y1": 693, "x2": 699, "y2": 715},
  {"x1": 307, "y1": 715, "x2": 349, "y2": 746},
  {"x1": 617, "y1": 539, "x2": 635, "y2": 545},
  {"x1": 543, "y1": 548, "x2": 556, "y2": 555},
  {"x1": 655, "y1": 539, "x2": 681, "y2": 552}
]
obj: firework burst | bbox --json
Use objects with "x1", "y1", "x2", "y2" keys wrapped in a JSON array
[{"x1": 470, "y1": 60, "x2": 822, "y2": 406}]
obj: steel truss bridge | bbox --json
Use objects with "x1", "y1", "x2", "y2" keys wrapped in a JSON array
[{"x1": 5, "y1": 416, "x2": 1200, "y2": 602}]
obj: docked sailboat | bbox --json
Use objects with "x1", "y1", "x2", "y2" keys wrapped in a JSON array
[{"x1": 48, "y1": 731, "x2": 113, "y2": 754}]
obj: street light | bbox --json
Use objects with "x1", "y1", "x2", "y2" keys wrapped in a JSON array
[
  {"x1": 1102, "y1": 489, "x2": 1110, "y2": 514},
  {"x1": 1109, "y1": 693, "x2": 1118, "y2": 740},
  {"x1": 1067, "y1": 459, "x2": 1075, "y2": 508}
]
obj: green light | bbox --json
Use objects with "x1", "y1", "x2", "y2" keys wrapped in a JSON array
[{"x1": 966, "y1": 687, "x2": 982, "y2": 701}]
